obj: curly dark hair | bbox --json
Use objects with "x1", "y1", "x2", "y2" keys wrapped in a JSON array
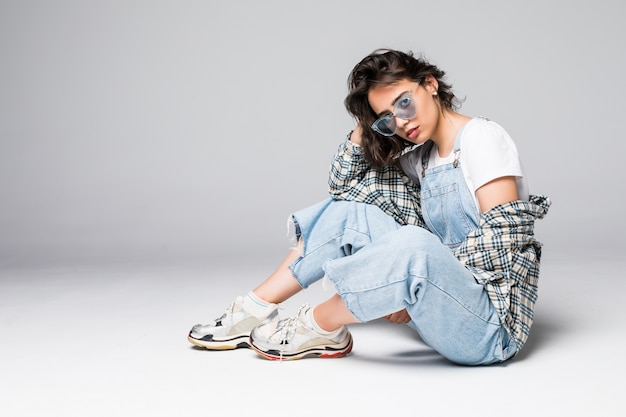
[{"x1": 344, "y1": 49, "x2": 461, "y2": 168}]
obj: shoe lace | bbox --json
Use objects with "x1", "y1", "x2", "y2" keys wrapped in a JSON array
[
  {"x1": 271, "y1": 304, "x2": 309, "y2": 360},
  {"x1": 214, "y1": 301, "x2": 236, "y2": 325}
]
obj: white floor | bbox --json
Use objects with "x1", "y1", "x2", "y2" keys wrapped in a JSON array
[{"x1": 1, "y1": 252, "x2": 624, "y2": 417}]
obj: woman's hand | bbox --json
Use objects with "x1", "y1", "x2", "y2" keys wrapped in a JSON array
[
  {"x1": 383, "y1": 308, "x2": 411, "y2": 324},
  {"x1": 349, "y1": 124, "x2": 363, "y2": 146}
]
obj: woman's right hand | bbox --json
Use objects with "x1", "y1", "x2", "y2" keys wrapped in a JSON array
[{"x1": 349, "y1": 124, "x2": 363, "y2": 146}]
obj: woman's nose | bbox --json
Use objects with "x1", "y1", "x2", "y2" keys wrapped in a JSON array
[{"x1": 395, "y1": 114, "x2": 411, "y2": 127}]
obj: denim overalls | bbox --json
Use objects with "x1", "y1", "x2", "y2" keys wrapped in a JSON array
[
  {"x1": 286, "y1": 126, "x2": 517, "y2": 365},
  {"x1": 419, "y1": 134, "x2": 480, "y2": 250}
]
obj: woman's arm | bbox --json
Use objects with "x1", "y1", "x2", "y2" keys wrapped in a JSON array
[
  {"x1": 327, "y1": 126, "x2": 425, "y2": 227},
  {"x1": 475, "y1": 176, "x2": 519, "y2": 213},
  {"x1": 328, "y1": 125, "x2": 372, "y2": 198}
]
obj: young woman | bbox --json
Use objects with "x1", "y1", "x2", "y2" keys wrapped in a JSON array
[{"x1": 188, "y1": 49, "x2": 550, "y2": 365}]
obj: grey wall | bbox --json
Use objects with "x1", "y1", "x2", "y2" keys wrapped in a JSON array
[{"x1": 1, "y1": 0, "x2": 624, "y2": 267}]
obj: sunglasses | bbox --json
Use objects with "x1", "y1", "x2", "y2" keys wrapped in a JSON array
[{"x1": 370, "y1": 83, "x2": 420, "y2": 137}]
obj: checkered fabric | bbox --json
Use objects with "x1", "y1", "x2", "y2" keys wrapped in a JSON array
[
  {"x1": 327, "y1": 139, "x2": 426, "y2": 228},
  {"x1": 328, "y1": 138, "x2": 551, "y2": 350},
  {"x1": 454, "y1": 195, "x2": 551, "y2": 348}
]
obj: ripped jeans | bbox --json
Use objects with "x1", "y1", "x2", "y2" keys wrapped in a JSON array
[{"x1": 287, "y1": 198, "x2": 517, "y2": 365}]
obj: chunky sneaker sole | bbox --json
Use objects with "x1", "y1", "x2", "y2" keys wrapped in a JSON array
[
  {"x1": 187, "y1": 332, "x2": 252, "y2": 350},
  {"x1": 187, "y1": 296, "x2": 279, "y2": 350},
  {"x1": 249, "y1": 331, "x2": 353, "y2": 360}
]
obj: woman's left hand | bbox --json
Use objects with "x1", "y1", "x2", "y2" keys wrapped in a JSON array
[{"x1": 383, "y1": 309, "x2": 411, "y2": 324}]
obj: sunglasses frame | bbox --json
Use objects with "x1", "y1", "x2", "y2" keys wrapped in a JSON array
[{"x1": 370, "y1": 82, "x2": 421, "y2": 137}]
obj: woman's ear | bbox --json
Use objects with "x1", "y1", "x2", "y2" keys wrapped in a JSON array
[{"x1": 424, "y1": 75, "x2": 439, "y2": 95}]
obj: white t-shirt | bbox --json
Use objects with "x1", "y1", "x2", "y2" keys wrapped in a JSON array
[{"x1": 400, "y1": 118, "x2": 529, "y2": 210}]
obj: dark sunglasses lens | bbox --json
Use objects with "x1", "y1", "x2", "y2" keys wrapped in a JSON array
[{"x1": 373, "y1": 116, "x2": 395, "y2": 136}]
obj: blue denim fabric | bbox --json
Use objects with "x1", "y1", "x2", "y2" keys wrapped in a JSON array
[
  {"x1": 288, "y1": 199, "x2": 402, "y2": 289},
  {"x1": 419, "y1": 137, "x2": 480, "y2": 250},
  {"x1": 420, "y1": 167, "x2": 480, "y2": 249},
  {"x1": 288, "y1": 135, "x2": 517, "y2": 364}
]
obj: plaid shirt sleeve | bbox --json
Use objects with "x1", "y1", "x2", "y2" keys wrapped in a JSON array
[
  {"x1": 327, "y1": 138, "x2": 426, "y2": 228},
  {"x1": 454, "y1": 194, "x2": 552, "y2": 350}
]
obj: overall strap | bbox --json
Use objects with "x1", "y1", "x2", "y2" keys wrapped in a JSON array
[
  {"x1": 420, "y1": 137, "x2": 461, "y2": 176},
  {"x1": 420, "y1": 140, "x2": 435, "y2": 177},
  {"x1": 452, "y1": 127, "x2": 463, "y2": 168}
]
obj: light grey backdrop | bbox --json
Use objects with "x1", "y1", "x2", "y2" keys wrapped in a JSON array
[{"x1": 1, "y1": 0, "x2": 624, "y2": 267}]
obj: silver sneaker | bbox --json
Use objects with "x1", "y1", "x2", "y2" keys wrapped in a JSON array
[
  {"x1": 249, "y1": 304, "x2": 353, "y2": 360},
  {"x1": 188, "y1": 296, "x2": 279, "y2": 350}
]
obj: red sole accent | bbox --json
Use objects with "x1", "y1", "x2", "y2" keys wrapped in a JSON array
[{"x1": 251, "y1": 339, "x2": 353, "y2": 361}]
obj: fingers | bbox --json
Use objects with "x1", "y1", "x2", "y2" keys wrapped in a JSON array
[{"x1": 383, "y1": 309, "x2": 411, "y2": 324}]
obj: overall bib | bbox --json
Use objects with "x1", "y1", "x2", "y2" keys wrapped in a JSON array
[{"x1": 419, "y1": 135, "x2": 480, "y2": 250}]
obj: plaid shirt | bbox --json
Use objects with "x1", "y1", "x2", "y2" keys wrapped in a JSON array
[
  {"x1": 328, "y1": 139, "x2": 551, "y2": 350},
  {"x1": 328, "y1": 139, "x2": 426, "y2": 228}
]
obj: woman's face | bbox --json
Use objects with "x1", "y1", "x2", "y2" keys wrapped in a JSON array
[{"x1": 367, "y1": 77, "x2": 440, "y2": 144}]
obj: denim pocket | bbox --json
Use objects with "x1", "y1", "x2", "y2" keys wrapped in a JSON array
[{"x1": 421, "y1": 182, "x2": 474, "y2": 247}]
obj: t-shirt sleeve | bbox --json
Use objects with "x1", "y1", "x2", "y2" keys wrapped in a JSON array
[{"x1": 462, "y1": 120, "x2": 524, "y2": 192}]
